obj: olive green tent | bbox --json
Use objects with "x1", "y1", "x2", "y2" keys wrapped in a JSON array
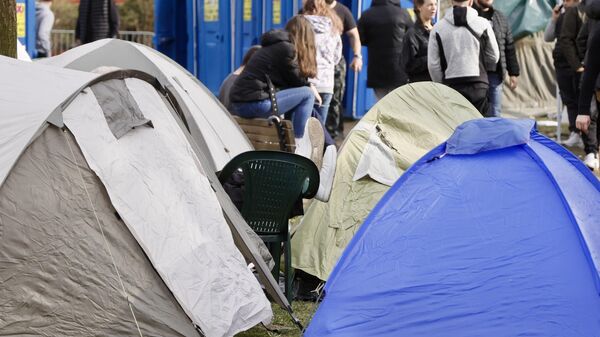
[{"x1": 291, "y1": 83, "x2": 481, "y2": 281}]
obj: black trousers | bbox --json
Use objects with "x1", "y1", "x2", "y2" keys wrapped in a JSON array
[
  {"x1": 556, "y1": 68, "x2": 581, "y2": 133},
  {"x1": 326, "y1": 57, "x2": 347, "y2": 138},
  {"x1": 449, "y1": 82, "x2": 490, "y2": 116},
  {"x1": 583, "y1": 97, "x2": 599, "y2": 154}
]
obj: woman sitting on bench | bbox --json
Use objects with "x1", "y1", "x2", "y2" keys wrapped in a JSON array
[{"x1": 230, "y1": 15, "x2": 323, "y2": 158}]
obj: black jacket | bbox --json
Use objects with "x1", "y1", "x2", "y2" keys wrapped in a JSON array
[
  {"x1": 558, "y1": 4, "x2": 586, "y2": 72},
  {"x1": 75, "y1": 0, "x2": 119, "y2": 44},
  {"x1": 553, "y1": 14, "x2": 571, "y2": 70},
  {"x1": 357, "y1": 0, "x2": 413, "y2": 88},
  {"x1": 577, "y1": 0, "x2": 600, "y2": 64},
  {"x1": 474, "y1": 5, "x2": 520, "y2": 76},
  {"x1": 401, "y1": 21, "x2": 431, "y2": 82},
  {"x1": 230, "y1": 30, "x2": 310, "y2": 103},
  {"x1": 579, "y1": 16, "x2": 600, "y2": 115}
]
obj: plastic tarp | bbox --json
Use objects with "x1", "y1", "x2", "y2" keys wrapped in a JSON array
[
  {"x1": 306, "y1": 118, "x2": 600, "y2": 336},
  {"x1": 501, "y1": 32, "x2": 557, "y2": 116},
  {"x1": 291, "y1": 83, "x2": 481, "y2": 281},
  {"x1": 63, "y1": 79, "x2": 272, "y2": 337},
  {"x1": 40, "y1": 39, "x2": 253, "y2": 171},
  {"x1": 0, "y1": 56, "x2": 96, "y2": 187},
  {"x1": 494, "y1": 0, "x2": 558, "y2": 40}
]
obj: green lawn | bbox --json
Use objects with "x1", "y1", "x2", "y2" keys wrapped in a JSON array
[{"x1": 236, "y1": 301, "x2": 319, "y2": 337}]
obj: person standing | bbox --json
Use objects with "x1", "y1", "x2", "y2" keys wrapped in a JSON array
[
  {"x1": 35, "y1": 0, "x2": 54, "y2": 58},
  {"x1": 474, "y1": 0, "x2": 520, "y2": 117},
  {"x1": 302, "y1": 0, "x2": 343, "y2": 125},
  {"x1": 428, "y1": 0, "x2": 499, "y2": 115},
  {"x1": 401, "y1": 0, "x2": 437, "y2": 83},
  {"x1": 553, "y1": 0, "x2": 586, "y2": 147},
  {"x1": 75, "y1": 0, "x2": 120, "y2": 45},
  {"x1": 576, "y1": 0, "x2": 600, "y2": 170},
  {"x1": 325, "y1": 0, "x2": 362, "y2": 139},
  {"x1": 357, "y1": 0, "x2": 413, "y2": 101}
]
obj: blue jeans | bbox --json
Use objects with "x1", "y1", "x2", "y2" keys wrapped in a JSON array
[
  {"x1": 232, "y1": 87, "x2": 315, "y2": 137},
  {"x1": 486, "y1": 72, "x2": 503, "y2": 117},
  {"x1": 313, "y1": 93, "x2": 333, "y2": 125}
]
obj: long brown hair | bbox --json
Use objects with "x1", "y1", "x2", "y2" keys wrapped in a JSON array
[
  {"x1": 285, "y1": 15, "x2": 318, "y2": 78},
  {"x1": 302, "y1": 0, "x2": 343, "y2": 34}
]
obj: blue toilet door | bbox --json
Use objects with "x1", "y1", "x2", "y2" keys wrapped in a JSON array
[
  {"x1": 198, "y1": 0, "x2": 233, "y2": 95},
  {"x1": 234, "y1": 0, "x2": 262, "y2": 67}
]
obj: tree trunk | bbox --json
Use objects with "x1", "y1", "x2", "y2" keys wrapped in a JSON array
[{"x1": 0, "y1": 0, "x2": 17, "y2": 58}]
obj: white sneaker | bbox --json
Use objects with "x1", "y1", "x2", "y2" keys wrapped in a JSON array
[
  {"x1": 295, "y1": 117, "x2": 324, "y2": 169},
  {"x1": 583, "y1": 152, "x2": 599, "y2": 171},
  {"x1": 315, "y1": 145, "x2": 337, "y2": 202},
  {"x1": 563, "y1": 131, "x2": 584, "y2": 148}
]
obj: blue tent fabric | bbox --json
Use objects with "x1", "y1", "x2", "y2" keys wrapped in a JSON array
[
  {"x1": 446, "y1": 118, "x2": 535, "y2": 155},
  {"x1": 306, "y1": 119, "x2": 600, "y2": 337}
]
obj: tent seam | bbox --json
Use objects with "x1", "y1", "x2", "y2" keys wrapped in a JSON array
[{"x1": 522, "y1": 143, "x2": 600, "y2": 294}]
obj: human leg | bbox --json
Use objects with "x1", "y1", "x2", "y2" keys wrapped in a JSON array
[
  {"x1": 486, "y1": 72, "x2": 503, "y2": 118},
  {"x1": 275, "y1": 87, "x2": 315, "y2": 138}
]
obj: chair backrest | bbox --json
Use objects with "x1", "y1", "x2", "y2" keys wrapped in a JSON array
[
  {"x1": 219, "y1": 151, "x2": 319, "y2": 236},
  {"x1": 233, "y1": 116, "x2": 296, "y2": 152}
]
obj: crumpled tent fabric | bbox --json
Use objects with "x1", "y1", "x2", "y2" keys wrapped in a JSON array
[
  {"x1": 306, "y1": 118, "x2": 600, "y2": 336},
  {"x1": 291, "y1": 83, "x2": 481, "y2": 281},
  {"x1": 0, "y1": 57, "x2": 272, "y2": 337},
  {"x1": 39, "y1": 39, "x2": 252, "y2": 172},
  {"x1": 501, "y1": 32, "x2": 557, "y2": 116}
]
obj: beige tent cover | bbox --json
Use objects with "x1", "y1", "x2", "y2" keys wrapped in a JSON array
[
  {"x1": 292, "y1": 83, "x2": 481, "y2": 281},
  {"x1": 502, "y1": 32, "x2": 557, "y2": 117}
]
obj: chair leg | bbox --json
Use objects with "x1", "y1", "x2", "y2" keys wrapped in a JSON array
[
  {"x1": 270, "y1": 241, "x2": 282, "y2": 283},
  {"x1": 285, "y1": 237, "x2": 293, "y2": 303}
]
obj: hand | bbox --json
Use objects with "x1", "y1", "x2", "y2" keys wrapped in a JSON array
[
  {"x1": 509, "y1": 76, "x2": 518, "y2": 90},
  {"x1": 350, "y1": 57, "x2": 363, "y2": 72},
  {"x1": 310, "y1": 85, "x2": 322, "y2": 106},
  {"x1": 576, "y1": 67, "x2": 585, "y2": 73},
  {"x1": 576, "y1": 114, "x2": 591, "y2": 134},
  {"x1": 552, "y1": 5, "x2": 561, "y2": 21}
]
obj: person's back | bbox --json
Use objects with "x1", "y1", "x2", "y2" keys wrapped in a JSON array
[
  {"x1": 428, "y1": 1, "x2": 499, "y2": 114},
  {"x1": 76, "y1": 0, "x2": 119, "y2": 44},
  {"x1": 357, "y1": 0, "x2": 413, "y2": 99},
  {"x1": 230, "y1": 30, "x2": 309, "y2": 103}
]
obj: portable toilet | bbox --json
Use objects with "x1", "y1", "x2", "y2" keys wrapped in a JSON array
[
  {"x1": 15, "y1": 0, "x2": 36, "y2": 58},
  {"x1": 234, "y1": 0, "x2": 263, "y2": 68},
  {"x1": 154, "y1": 0, "x2": 194, "y2": 71},
  {"x1": 264, "y1": 0, "x2": 301, "y2": 32}
]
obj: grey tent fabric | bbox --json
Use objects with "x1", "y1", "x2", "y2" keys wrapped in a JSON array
[
  {"x1": 91, "y1": 79, "x2": 153, "y2": 138},
  {"x1": 0, "y1": 127, "x2": 200, "y2": 336}
]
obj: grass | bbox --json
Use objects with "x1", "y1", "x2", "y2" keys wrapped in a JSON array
[{"x1": 236, "y1": 301, "x2": 320, "y2": 337}]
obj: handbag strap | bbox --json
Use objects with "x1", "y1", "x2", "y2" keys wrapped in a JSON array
[{"x1": 264, "y1": 75, "x2": 288, "y2": 151}]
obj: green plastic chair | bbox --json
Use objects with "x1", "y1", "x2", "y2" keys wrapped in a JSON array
[{"x1": 219, "y1": 151, "x2": 320, "y2": 302}]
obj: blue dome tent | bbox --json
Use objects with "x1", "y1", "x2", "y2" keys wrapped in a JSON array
[{"x1": 306, "y1": 118, "x2": 600, "y2": 336}]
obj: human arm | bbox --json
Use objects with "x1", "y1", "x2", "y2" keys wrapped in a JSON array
[
  {"x1": 576, "y1": 28, "x2": 600, "y2": 133},
  {"x1": 109, "y1": 0, "x2": 120, "y2": 38},
  {"x1": 503, "y1": 16, "x2": 520, "y2": 89},
  {"x1": 346, "y1": 28, "x2": 363, "y2": 72},
  {"x1": 427, "y1": 32, "x2": 443, "y2": 83},
  {"x1": 402, "y1": 30, "x2": 428, "y2": 77},
  {"x1": 38, "y1": 11, "x2": 55, "y2": 57},
  {"x1": 544, "y1": 5, "x2": 561, "y2": 42},
  {"x1": 484, "y1": 23, "x2": 500, "y2": 70}
]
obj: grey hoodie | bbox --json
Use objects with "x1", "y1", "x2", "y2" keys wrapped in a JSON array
[
  {"x1": 428, "y1": 6, "x2": 499, "y2": 84},
  {"x1": 305, "y1": 15, "x2": 342, "y2": 93}
]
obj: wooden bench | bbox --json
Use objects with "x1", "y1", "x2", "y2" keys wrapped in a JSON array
[{"x1": 233, "y1": 116, "x2": 296, "y2": 153}]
